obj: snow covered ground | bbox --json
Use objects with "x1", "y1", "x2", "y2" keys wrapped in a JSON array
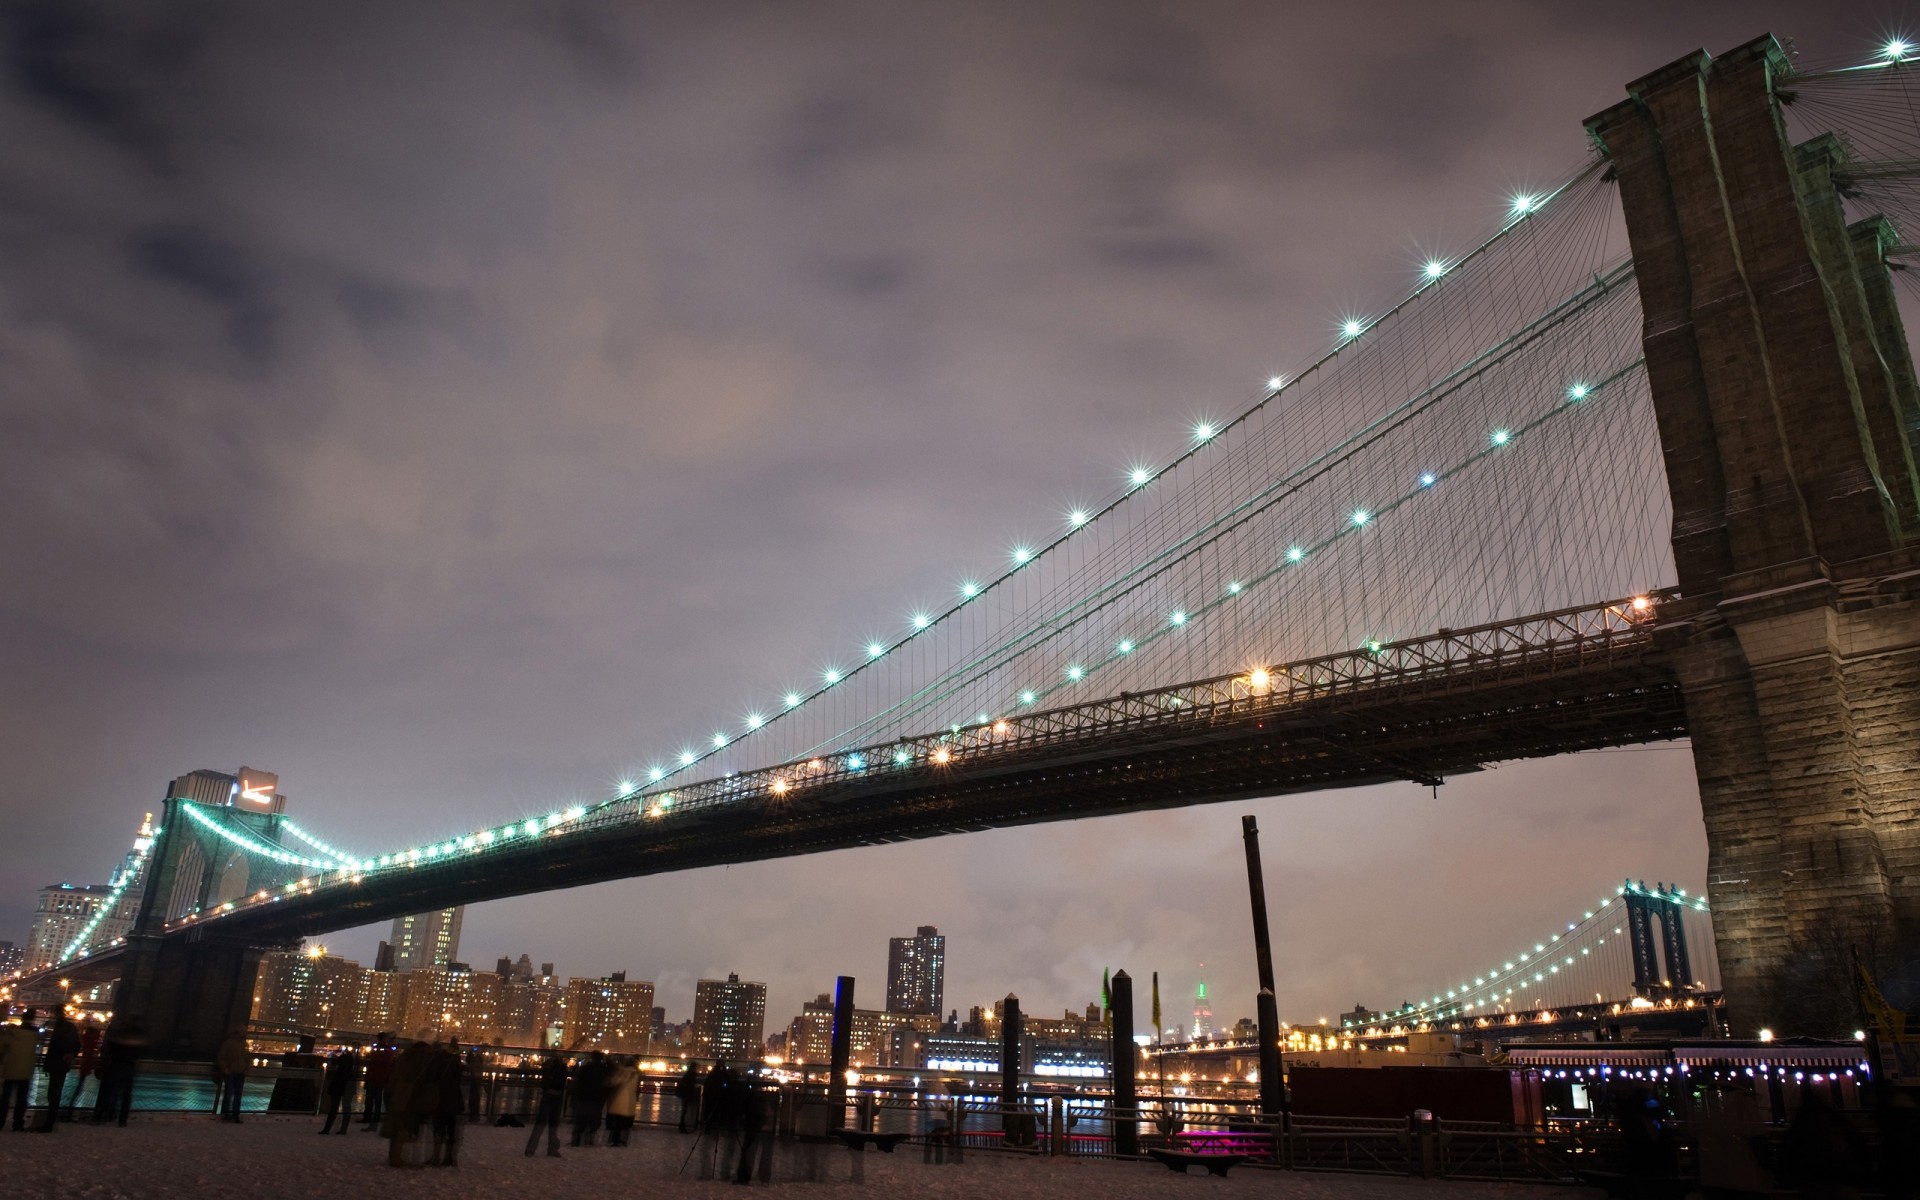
[{"x1": 0, "y1": 1116, "x2": 1599, "y2": 1200}]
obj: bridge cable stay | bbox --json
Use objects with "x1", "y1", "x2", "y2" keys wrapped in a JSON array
[
  {"x1": 1780, "y1": 53, "x2": 1920, "y2": 311},
  {"x1": 534, "y1": 160, "x2": 1615, "y2": 798},
  {"x1": 702, "y1": 181, "x2": 1658, "y2": 764},
  {"x1": 641, "y1": 39, "x2": 1920, "y2": 794},
  {"x1": 579, "y1": 159, "x2": 1663, "y2": 798}
]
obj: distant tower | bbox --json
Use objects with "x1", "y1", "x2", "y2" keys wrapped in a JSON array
[
  {"x1": 885, "y1": 925, "x2": 945, "y2": 1015},
  {"x1": 1191, "y1": 977, "x2": 1214, "y2": 1041},
  {"x1": 691, "y1": 972, "x2": 768, "y2": 1060},
  {"x1": 389, "y1": 906, "x2": 464, "y2": 972}
]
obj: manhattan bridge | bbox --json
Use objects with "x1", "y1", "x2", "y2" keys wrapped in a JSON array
[{"x1": 14, "y1": 35, "x2": 1920, "y2": 1061}]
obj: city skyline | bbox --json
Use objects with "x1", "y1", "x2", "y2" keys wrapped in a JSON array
[{"x1": 5, "y1": 1, "x2": 1864, "y2": 1037}]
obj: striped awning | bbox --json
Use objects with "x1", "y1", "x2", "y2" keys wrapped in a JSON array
[
  {"x1": 1673, "y1": 1045, "x2": 1871, "y2": 1070},
  {"x1": 1502, "y1": 1042, "x2": 1872, "y2": 1071},
  {"x1": 1502, "y1": 1046, "x2": 1670, "y2": 1067}
]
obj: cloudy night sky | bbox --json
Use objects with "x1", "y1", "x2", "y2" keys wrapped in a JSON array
[{"x1": 0, "y1": 2, "x2": 1896, "y2": 1031}]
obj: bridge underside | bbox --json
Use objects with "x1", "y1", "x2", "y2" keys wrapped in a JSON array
[{"x1": 208, "y1": 650, "x2": 1688, "y2": 944}]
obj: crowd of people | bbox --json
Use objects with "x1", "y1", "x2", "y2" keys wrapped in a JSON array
[
  {"x1": 1, "y1": 1005, "x2": 762, "y2": 1176},
  {"x1": 0, "y1": 1007, "x2": 148, "y2": 1130}
]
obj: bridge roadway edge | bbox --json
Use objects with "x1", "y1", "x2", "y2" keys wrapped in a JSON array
[{"x1": 189, "y1": 653, "x2": 1688, "y2": 945}]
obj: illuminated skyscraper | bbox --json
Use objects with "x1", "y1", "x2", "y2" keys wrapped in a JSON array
[
  {"x1": 885, "y1": 925, "x2": 945, "y2": 1016},
  {"x1": 389, "y1": 906, "x2": 464, "y2": 972},
  {"x1": 692, "y1": 973, "x2": 766, "y2": 1060},
  {"x1": 1190, "y1": 978, "x2": 1213, "y2": 1041}
]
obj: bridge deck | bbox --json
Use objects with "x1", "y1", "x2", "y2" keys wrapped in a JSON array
[{"x1": 144, "y1": 597, "x2": 1686, "y2": 946}]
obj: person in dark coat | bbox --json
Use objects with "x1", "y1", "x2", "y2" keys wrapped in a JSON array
[
  {"x1": 463, "y1": 1046, "x2": 485, "y2": 1124},
  {"x1": 36, "y1": 1013, "x2": 82, "y2": 1132},
  {"x1": 317, "y1": 1048, "x2": 359, "y2": 1134},
  {"x1": 674, "y1": 1062, "x2": 700, "y2": 1132},
  {"x1": 213, "y1": 1031, "x2": 249, "y2": 1123},
  {"x1": 93, "y1": 1016, "x2": 147, "y2": 1126},
  {"x1": 734, "y1": 1069, "x2": 773, "y2": 1184},
  {"x1": 425, "y1": 1040, "x2": 464, "y2": 1167},
  {"x1": 701, "y1": 1060, "x2": 736, "y2": 1132},
  {"x1": 569, "y1": 1050, "x2": 612, "y2": 1147},
  {"x1": 68, "y1": 1023, "x2": 102, "y2": 1120},
  {"x1": 359, "y1": 1034, "x2": 395, "y2": 1129},
  {"x1": 524, "y1": 1051, "x2": 568, "y2": 1158},
  {"x1": 0, "y1": 1008, "x2": 39, "y2": 1131},
  {"x1": 380, "y1": 1039, "x2": 434, "y2": 1168}
]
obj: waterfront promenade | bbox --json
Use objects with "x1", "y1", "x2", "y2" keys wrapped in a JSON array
[{"x1": 0, "y1": 1117, "x2": 1596, "y2": 1200}]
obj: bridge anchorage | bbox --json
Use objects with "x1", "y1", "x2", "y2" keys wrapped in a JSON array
[{"x1": 12, "y1": 33, "x2": 1920, "y2": 1056}]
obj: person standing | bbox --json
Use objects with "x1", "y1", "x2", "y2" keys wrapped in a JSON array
[
  {"x1": 68, "y1": 1023, "x2": 102, "y2": 1120},
  {"x1": 0, "y1": 1008, "x2": 39, "y2": 1131},
  {"x1": 214, "y1": 1031, "x2": 249, "y2": 1123},
  {"x1": 675, "y1": 1061, "x2": 699, "y2": 1133},
  {"x1": 426, "y1": 1040, "x2": 464, "y2": 1167},
  {"x1": 523, "y1": 1050, "x2": 567, "y2": 1158},
  {"x1": 36, "y1": 1012, "x2": 81, "y2": 1132},
  {"x1": 360, "y1": 1034, "x2": 394, "y2": 1130},
  {"x1": 318, "y1": 1048, "x2": 359, "y2": 1134},
  {"x1": 381, "y1": 1039, "x2": 434, "y2": 1169},
  {"x1": 463, "y1": 1046, "x2": 485, "y2": 1124},
  {"x1": 569, "y1": 1049, "x2": 612, "y2": 1147},
  {"x1": 603, "y1": 1056, "x2": 639, "y2": 1146},
  {"x1": 734, "y1": 1070, "x2": 773, "y2": 1185},
  {"x1": 701, "y1": 1059, "x2": 735, "y2": 1132},
  {"x1": 94, "y1": 1015, "x2": 146, "y2": 1126}
]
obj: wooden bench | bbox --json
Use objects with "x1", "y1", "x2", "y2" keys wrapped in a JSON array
[
  {"x1": 1148, "y1": 1148, "x2": 1249, "y2": 1177},
  {"x1": 833, "y1": 1129, "x2": 909, "y2": 1153}
]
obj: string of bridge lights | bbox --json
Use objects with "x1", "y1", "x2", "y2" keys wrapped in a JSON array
[
  {"x1": 178, "y1": 802, "x2": 343, "y2": 871},
  {"x1": 280, "y1": 819, "x2": 361, "y2": 868},
  {"x1": 1378, "y1": 881, "x2": 1712, "y2": 1025},
  {"x1": 57, "y1": 834, "x2": 157, "y2": 962},
  {"x1": 601, "y1": 165, "x2": 1605, "y2": 803},
  {"x1": 173, "y1": 359, "x2": 1638, "y2": 919}
]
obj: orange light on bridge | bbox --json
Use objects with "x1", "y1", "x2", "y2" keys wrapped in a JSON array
[
  {"x1": 1248, "y1": 668, "x2": 1271, "y2": 690},
  {"x1": 770, "y1": 779, "x2": 790, "y2": 796},
  {"x1": 931, "y1": 748, "x2": 952, "y2": 765},
  {"x1": 1630, "y1": 595, "x2": 1652, "y2": 613},
  {"x1": 991, "y1": 720, "x2": 1009, "y2": 735}
]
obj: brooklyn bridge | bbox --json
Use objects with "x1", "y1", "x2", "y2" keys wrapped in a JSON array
[{"x1": 13, "y1": 34, "x2": 1919, "y2": 1064}]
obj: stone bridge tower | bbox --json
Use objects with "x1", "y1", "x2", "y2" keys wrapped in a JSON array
[
  {"x1": 117, "y1": 769, "x2": 305, "y2": 1059},
  {"x1": 1588, "y1": 37, "x2": 1920, "y2": 1030}
]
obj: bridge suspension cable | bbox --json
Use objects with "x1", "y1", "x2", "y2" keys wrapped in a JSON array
[
  {"x1": 1355, "y1": 881, "x2": 1720, "y2": 1032},
  {"x1": 571, "y1": 156, "x2": 1639, "y2": 803}
]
